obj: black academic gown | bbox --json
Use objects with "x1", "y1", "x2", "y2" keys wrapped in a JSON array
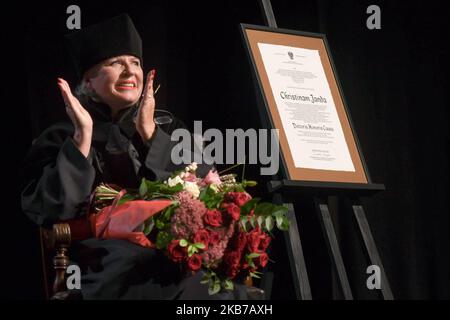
[{"x1": 20, "y1": 103, "x2": 249, "y2": 300}]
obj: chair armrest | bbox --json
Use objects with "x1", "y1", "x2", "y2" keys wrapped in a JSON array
[{"x1": 42, "y1": 223, "x2": 72, "y2": 295}]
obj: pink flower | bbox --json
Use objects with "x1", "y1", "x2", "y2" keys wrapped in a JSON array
[
  {"x1": 182, "y1": 172, "x2": 198, "y2": 183},
  {"x1": 202, "y1": 170, "x2": 222, "y2": 186},
  {"x1": 171, "y1": 191, "x2": 207, "y2": 239},
  {"x1": 201, "y1": 228, "x2": 232, "y2": 266}
]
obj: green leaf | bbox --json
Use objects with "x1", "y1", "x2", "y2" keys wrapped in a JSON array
[
  {"x1": 242, "y1": 180, "x2": 258, "y2": 187},
  {"x1": 280, "y1": 217, "x2": 290, "y2": 231},
  {"x1": 271, "y1": 205, "x2": 289, "y2": 217},
  {"x1": 223, "y1": 279, "x2": 234, "y2": 291},
  {"x1": 194, "y1": 243, "x2": 205, "y2": 250},
  {"x1": 265, "y1": 216, "x2": 274, "y2": 232},
  {"x1": 179, "y1": 239, "x2": 188, "y2": 247},
  {"x1": 276, "y1": 215, "x2": 284, "y2": 229},
  {"x1": 257, "y1": 215, "x2": 264, "y2": 227},
  {"x1": 255, "y1": 202, "x2": 276, "y2": 216},
  {"x1": 187, "y1": 245, "x2": 198, "y2": 257},
  {"x1": 143, "y1": 218, "x2": 155, "y2": 236},
  {"x1": 199, "y1": 187, "x2": 208, "y2": 199},
  {"x1": 240, "y1": 198, "x2": 260, "y2": 215},
  {"x1": 247, "y1": 252, "x2": 261, "y2": 259},
  {"x1": 240, "y1": 218, "x2": 248, "y2": 232},
  {"x1": 145, "y1": 180, "x2": 162, "y2": 193},
  {"x1": 199, "y1": 185, "x2": 224, "y2": 209},
  {"x1": 155, "y1": 231, "x2": 173, "y2": 250},
  {"x1": 249, "y1": 216, "x2": 255, "y2": 228},
  {"x1": 159, "y1": 183, "x2": 184, "y2": 195},
  {"x1": 163, "y1": 204, "x2": 177, "y2": 220},
  {"x1": 200, "y1": 272, "x2": 210, "y2": 284},
  {"x1": 117, "y1": 193, "x2": 135, "y2": 205},
  {"x1": 139, "y1": 179, "x2": 148, "y2": 198},
  {"x1": 250, "y1": 272, "x2": 261, "y2": 279},
  {"x1": 208, "y1": 282, "x2": 221, "y2": 295},
  {"x1": 155, "y1": 219, "x2": 165, "y2": 230}
]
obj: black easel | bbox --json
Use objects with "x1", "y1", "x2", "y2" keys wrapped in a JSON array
[{"x1": 255, "y1": 0, "x2": 394, "y2": 300}]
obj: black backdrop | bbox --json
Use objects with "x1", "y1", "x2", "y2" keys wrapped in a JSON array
[{"x1": 4, "y1": 0, "x2": 449, "y2": 299}]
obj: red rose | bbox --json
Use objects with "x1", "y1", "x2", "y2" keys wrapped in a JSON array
[
  {"x1": 187, "y1": 254, "x2": 203, "y2": 271},
  {"x1": 235, "y1": 192, "x2": 252, "y2": 207},
  {"x1": 246, "y1": 229, "x2": 261, "y2": 252},
  {"x1": 224, "y1": 192, "x2": 236, "y2": 203},
  {"x1": 193, "y1": 229, "x2": 210, "y2": 250},
  {"x1": 224, "y1": 250, "x2": 241, "y2": 269},
  {"x1": 226, "y1": 265, "x2": 240, "y2": 279},
  {"x1": 223, "y1": 203, "x2": 240, "y2": 221},
  {"x1": 255, "y1": 252, "x2": 269, "y2": 268},
  {"x1": 241, "y1": 261, "x2": 249, "y2": 270},
  {"x1": 208, "y1": 230, "x2": 221, "y2": 245},
  {"x1": 167, "y1": 239, "x2": 187, "y2": 263},
  {"x1": 232, "y1": 231, "x2": 247, "y2": 253},
  {"x1": 258, "y1": 233, "x2": 271, "y2": 251},
  {"x1": 225, "y1": 192, "x2": 252, "y2": 207},
  {"x1": 204, "y1": 209, "x2": 223, "y2": 227}
]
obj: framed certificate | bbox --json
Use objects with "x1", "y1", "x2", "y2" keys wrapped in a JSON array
[{"x1": 241, "y1": 24, "x2": 370, "y2": 184}]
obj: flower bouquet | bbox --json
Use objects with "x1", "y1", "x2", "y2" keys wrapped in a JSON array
[{"x1": 92, "y1": 163, "x2": 290, "y2": 295}]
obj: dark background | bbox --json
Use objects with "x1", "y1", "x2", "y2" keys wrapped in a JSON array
[{"x1": 3, "y1": 0, "x2": 449, "y2": 299}]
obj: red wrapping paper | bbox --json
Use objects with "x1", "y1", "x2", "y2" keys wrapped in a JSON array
[{"x1": 90, "y1": 199, "x2": 173, "y2": 248}]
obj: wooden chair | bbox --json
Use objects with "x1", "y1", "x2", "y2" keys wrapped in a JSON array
[{"x1": 40, "y1": 223, "x2": 72, "y2": 299}]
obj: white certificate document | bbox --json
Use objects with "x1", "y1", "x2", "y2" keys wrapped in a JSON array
[{"x1": 257, "y1": 43, "x2": 355, "y2": 172}]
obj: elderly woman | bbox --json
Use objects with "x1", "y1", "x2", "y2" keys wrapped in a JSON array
[{"x1": 21, "y1": 14, "x2": 248, "y2": 300}]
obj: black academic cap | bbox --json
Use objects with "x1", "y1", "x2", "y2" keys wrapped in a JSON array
[{"x1": 65, "y1": 13, "x2": 142, "y2": 79}]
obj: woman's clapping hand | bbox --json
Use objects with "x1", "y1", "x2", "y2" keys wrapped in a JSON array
[{"x1": 57, "y1": 78, "x2": 93, "y2": 158}]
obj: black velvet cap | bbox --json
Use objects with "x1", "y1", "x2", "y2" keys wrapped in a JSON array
[{"x1": 65, "y1": 14, "x2": 142, "y2": 79}]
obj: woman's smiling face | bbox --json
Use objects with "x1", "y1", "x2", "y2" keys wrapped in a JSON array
[{"x1": 85, "y1": 55, "x2": 144, "y2": 114}]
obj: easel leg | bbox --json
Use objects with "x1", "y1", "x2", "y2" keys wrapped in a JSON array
[
  {"x1": 273, "y1": 193, "x2": 312, "y2": 300},
  {"x1": 314, "y1": 197, "x2": 353, "y2": 300},
  {"x1": 352, "y1": 205, "x2": 394, "y2": 300}
]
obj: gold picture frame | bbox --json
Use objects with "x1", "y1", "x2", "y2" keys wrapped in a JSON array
[{"x1": 241, "y1": 24, "x2": 370, "y2": 184}]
